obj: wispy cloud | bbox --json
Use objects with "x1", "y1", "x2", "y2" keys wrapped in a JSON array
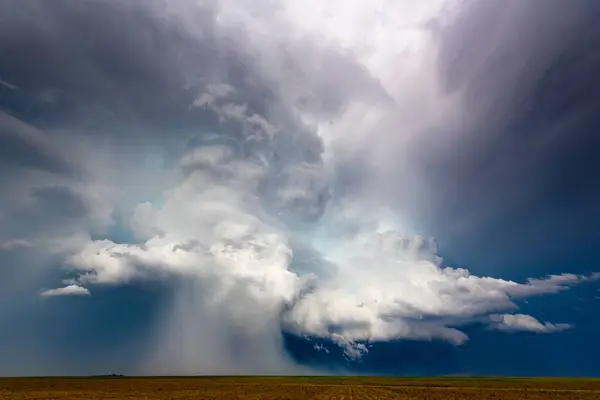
[{"x1": 489, "y1": 314, "x2": 572, "y2": 334}]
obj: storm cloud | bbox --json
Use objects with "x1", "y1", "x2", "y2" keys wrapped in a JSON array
[{"x1": 1, "y1": 0, "x2": 599, "y2": 375}]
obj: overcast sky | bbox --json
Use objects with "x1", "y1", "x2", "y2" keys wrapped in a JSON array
[{"x1": 1, "y1": 0, "x2": 600, "y2": 376}]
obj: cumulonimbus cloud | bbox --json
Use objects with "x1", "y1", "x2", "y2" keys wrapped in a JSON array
[
  {"x1": 1, "y1": 0, "x2": 598, "y2": 374},
  {"x1": 58, "y1": 98, "x2": 594, "y2": 360}
]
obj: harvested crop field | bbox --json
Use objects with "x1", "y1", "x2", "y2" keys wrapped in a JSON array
[{"x1": 1, "y1": 376, "x2": 600, "y2": 399}]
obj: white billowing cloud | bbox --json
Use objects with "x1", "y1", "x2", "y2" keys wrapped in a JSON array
[
  {"x1": 40, "y1": 285, "x2": 90, "y2": 297},
  {"x1": 490, "y1": 314, "x2": 572, "y2": 334},
  {"x1": 68, "y1": 141, "x2": 306, "y2": 303},
  {"x1": 331, "y1": 333, "x2": 368, "y2": 360},
  {"x1": 63, "y1": 136, "x2": 315, "y2": 372},
  {"x1": 283, "y1": 231, "x2": 588, "y2": 347}
]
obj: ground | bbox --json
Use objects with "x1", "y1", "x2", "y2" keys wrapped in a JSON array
[{"x1": 1, "y1": 376, "x2": 600, "y2": 399}]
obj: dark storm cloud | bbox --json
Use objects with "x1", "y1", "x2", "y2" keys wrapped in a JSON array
[
  {"x1": 437, "y1": 0, "x2": 592, "y2": 122},
  {"x1": 0, "y1": 0, "x2": 341, "y2": 224},
  {"x1": 2, "y1": 0, "x2": 599, "y2": 377},
  {"x1": 279, "y1": 38, "x2": 395, "y2": 117},
  {"x1": 31, "y1": 185, "x2": 89, "y2": 219},
  {"x1": 0, "y1": 0, "x2": 343, "y2": 212},
  {"x1": 5, "y1": 0, "x2": 596, "y2": 257},
  {"x1": 0, "y1": 111, "x2": 75, "y2": 174},
  {"x1": 0, "y1": 0, "x2": 203, "y2": 129},
  {"x1": 1, "y1": 0, "x2": 391, "y2": 130},
  {"x1": 0, "y1": 0, "x2": 380, "y2": 243},
  {"x1": 410, "y1": 0, "x2": 600, "y2": 271}
]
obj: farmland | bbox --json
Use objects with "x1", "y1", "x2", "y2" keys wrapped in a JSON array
[{"x1": 1, "y1": 376, "x2": 600, "y2": 399}]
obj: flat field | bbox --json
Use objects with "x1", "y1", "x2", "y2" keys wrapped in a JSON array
[{"x1": 1, "y1": 376, "x2": 600, "y2": 399}]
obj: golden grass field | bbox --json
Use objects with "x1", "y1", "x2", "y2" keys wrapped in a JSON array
[{"x1": 1, "y1": 376, "x2": 600, "y2": 399}]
